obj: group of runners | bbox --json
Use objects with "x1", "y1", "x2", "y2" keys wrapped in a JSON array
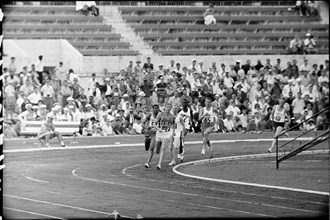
[
  {"x1": 36, "y1": 96, "x2": 291, "y2": 166},
  {"x1": 143, "y1": 96, "x2": 220, "y2": 169}
]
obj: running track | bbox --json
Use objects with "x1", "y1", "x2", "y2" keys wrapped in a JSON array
[{"x1": 2, "y1": 132, "x2": 329, "y2": 219}]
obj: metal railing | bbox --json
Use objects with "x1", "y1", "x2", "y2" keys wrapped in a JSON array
[{"x1": 275, "y1": 106, "x2": 329, "y2": 169}]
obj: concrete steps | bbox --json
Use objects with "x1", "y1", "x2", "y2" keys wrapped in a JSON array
[{"x1": 102, "y1": 6, "x2": 156, "y2": 56}]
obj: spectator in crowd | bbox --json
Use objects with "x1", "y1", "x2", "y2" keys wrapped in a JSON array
[
  {"x1": 27, "y1": 86, "x2": 42, "y2": 107},
  {"x1": 4, "y1": 81, "x2": 18, "y2": 120},
  {"x1": 76, "y1": 1, "x2": 99, "y2": 16},
  {"x1": 8, "y1": 56, "x2": 17, "y2": 74},
  {"x1": 40, "y1": 77, "x2": 55, "y2": 111},
  {"x1": 304, "y1": 33, "x2": 317, "y2": 54},
  {"x1": 204, "y1": 4, "x2": 216, "y2": 26},
  {"x1": 35, "y1": 55, "x2": 44, "y2": 84},
  {"x1": 223, "y1": 112, "x2": 236, "y2": 132},
  {"x1": 289, "y1": 35, "x2": 303, "y2": 54},
  {"x1": 143, "y1": 57, "x2": 154, "y2": 71}
]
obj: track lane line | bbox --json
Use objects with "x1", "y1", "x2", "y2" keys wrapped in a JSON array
[
  {"x1": 173, "y1": 150, "x2": 329, "y2": 196},
  {"x1": 3, "y1": 206, "x2": 65, "y2": 219},
  {"x1": 72, "y1": 167, "x2": 320, "y2": 216},
  {"x1": 4, "y1": 137, "x2": 315, "y2": 153}
]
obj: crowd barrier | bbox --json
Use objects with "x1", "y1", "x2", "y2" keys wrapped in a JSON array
[{"x1": 20, "y1": 121, "x2": 80, "y2": 137}]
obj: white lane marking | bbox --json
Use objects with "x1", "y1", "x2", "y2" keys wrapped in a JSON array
[
  {"x1": 72, "y1": 168, "x2": 318, "y2": 215},
  {"x1": 25, "y1": 176, "x2": 49, "y2": 183},
  {"x1": 3, "y1": 206, "x2": 65, "y2": 219},
  {"x1": 173, "y1": 150, "x2": 329, "y2": 196},
  {"x1": 121, "y1": 163, "x2": 327, "y2": 206},
  {"x1": 73, "y1": 169, "x2": 271, "y2": 217},
  {"x1": 4, "y1": 137, "x2": 314, "y2": 153},
  {"x1": 4, "y1": 194, "x2": 114, "y2": 217}
]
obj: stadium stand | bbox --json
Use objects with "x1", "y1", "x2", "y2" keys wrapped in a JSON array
[
  {"x1": 118, "y1": 5, "x2": 328, "y2": 55},
  {"x1": 2, "y1": 5, "x2": 140, "y2": 56}
]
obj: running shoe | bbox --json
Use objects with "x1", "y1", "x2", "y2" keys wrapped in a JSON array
[
  {"x1": 201, "y1": 148, "x2": 205, "y2": 155},
  {"x1": 267, "y1": 148, "x2": 272, "y2": 153},
  {"x1": 144, "y1": 163, "x2": 149, "y2": 168},
  {"x1": 177, "y1": 153, "x2": 181, "y2": 159},
  {"x1": 168, "y1": 161, "x2": 176, "y2": 166},
  {"x1": 156, "y1": 165, "x2": 161, "y2": 170},
  {"x1": 61, "y1": 144, "x2": 67, "y2": 147}
]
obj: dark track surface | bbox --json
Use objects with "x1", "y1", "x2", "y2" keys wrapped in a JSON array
[{"x1": 2, "y1": 132, "x2": 329, "y2": 219}]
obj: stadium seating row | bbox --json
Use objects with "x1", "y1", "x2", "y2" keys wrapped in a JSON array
[
  {"x1": 2, "y1": 5, "x2": 140, "y2": 56},
  {"x1": 130, "y1": 24, "x2": 329, "y2": 33},
  {"x1": 117, "y1": 4, "x2": 325, "y2": 55}
]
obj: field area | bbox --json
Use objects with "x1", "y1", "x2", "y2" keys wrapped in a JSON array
[{"x1": 2, "y1": 132, "x2": 329, "y2": 219}]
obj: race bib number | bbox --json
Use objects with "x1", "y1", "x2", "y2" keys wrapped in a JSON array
[
  {"x1": 275, "y1": 115, "x2": 281, "y2": 121},
  {"x1": 161, "y1": 126, "x2": 170, "y2": 132},
  {"x1": 203, "y1": 116, "x2": 211, "y2": 123}
]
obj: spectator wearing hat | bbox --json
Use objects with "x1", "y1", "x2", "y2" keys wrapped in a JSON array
[
  {"x1": 85, "y1": 104, "x2": 96, "y2": 120},
  {"x1": 196, "y1": 60, "x2": 204, "y2": 75},
  {"x1": 134, "y1": 60, "x2": 144, "y2": 80},
  {"x1": 282, "y1": 79, "x2": 295, "y2": 99},
  {"x1": 37, "y1": 113, "x2": 66, "y2": 148},
  {"x1": 143, "y1": 57, "x2": 154, "y2": 71},
  {"x1": 304, "y1": 33, "x2": 317, "y2": 54},
  {"x1": 17, "y1": 103, "x2": 37, "y2": 132},
  {"x1": 292, "y1": 78, "x2": 307, "y2": 98},
  {"x1": 60, "y1": 80, "x2": 73, "y2": 107}
]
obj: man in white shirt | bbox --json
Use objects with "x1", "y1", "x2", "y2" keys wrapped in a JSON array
[
  {"x1": 304, "y1": 33, "x2": 317, "y2": 54},
  {"x1": 225, "y1": 100, "x2": 241, "y2": 117},
  {"x1": 282, "y1": 79, "x2": 295, "y2": 99},
  {"x1": 291, "y1": 92, "x2": 305, "y2": 120},
  {"x1": 35, "y1": 55, "x2": 44, "y2": 84},
  {"x1": 54, "y1": 61, "x2": 67, "y2": 86},
  {"x1": 187, "y1": 59, "x2": 197, "y2": 72},
  {"x1": 196, "y1": 60, "x2": 204, "y2": 75},
  {"x1": 292, "y1": 78, "x2": 307, "y2": 98},
  {"x1": 40, "y1": 78, "x2": 55, "y2": 111},
  {"x1": 133, "y1": 117, "x2": 143, "y2": 134}
]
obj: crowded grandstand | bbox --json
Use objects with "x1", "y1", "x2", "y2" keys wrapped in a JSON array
[{"x1": 1, "y1": 1, "x2": 329, "y2": 139}]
